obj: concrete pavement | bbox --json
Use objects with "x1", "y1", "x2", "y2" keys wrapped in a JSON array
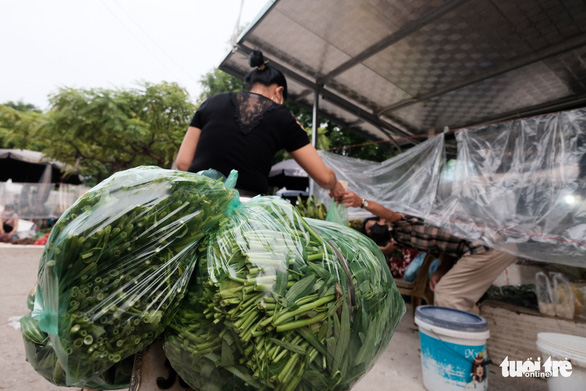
[{"x1": 1, "y1": 245, "x2": 546, "y2": 391}]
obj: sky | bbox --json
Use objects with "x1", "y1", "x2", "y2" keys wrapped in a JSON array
[{"x1": 0, "y1": 0, "x2": 270, "y2": 111}]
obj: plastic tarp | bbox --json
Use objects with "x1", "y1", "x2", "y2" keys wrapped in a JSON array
[
  {"x1": 312, "y1": 108, "x2": 586, "y2": 267},
  {"x1": 0, "y1": 149, "x2": 83, "y2": 184}
]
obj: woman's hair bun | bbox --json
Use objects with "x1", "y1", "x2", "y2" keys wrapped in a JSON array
[
  {"x1": 248, "y1": 50, "x2": 265, "y2": 68},
  {"x1": 244, "y1": 49, "x2": 288, "y2": 101}
]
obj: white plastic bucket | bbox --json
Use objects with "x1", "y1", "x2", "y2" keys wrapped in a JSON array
[
  {"x1": 536, "y1": 333, "x2": 586, "y2": 391},
  {"x1": 415, "y1": 305, "x2": 490, "y2": 391}
]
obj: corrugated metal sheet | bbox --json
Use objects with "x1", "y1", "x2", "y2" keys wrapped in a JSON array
[{"x1": 220, "y1": 0, "x2": 586, "y2": 150}]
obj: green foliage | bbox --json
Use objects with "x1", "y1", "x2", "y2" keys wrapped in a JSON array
[
  {"x1": 326, "y1": 124, "x2": 396, "y2": 162},
  {"x1": 198, "y1": 68, "x2": 248, "y2": 104},
  {"x1": 284, "y1": 88, "x2": 395, "y2": 163},
  {"x1": 0, "y1": 105, "x2": 47, "y2": 150},
  {"x1": 40, "y1": 82, "x2": 195, "y2": 184},
  {"x1": 2, "y1": 100, "x2": 42, "y2": 113},
  {"x1": 1, "y1": 84, "x2": 195, "y2": 185}
]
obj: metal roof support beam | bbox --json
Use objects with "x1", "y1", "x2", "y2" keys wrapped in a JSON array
[
  {"x1": 289, "y1": 98, "x2": 388, "y2": 144},
  {"x1": 316, "y1": 88, "x2": 408, "y2": 150},
  {"x1": 309, "y1": 89, "x2": 319, "y2": 195},
  {"x1": 311, "y1": 89, "x2": 319, "y2": 148},
  {"x1": 317, "y1": 0, "x2": 470, "y2": 85},
  {"x1": 457, "y1": 93, "x2": 586, "y2": 131}
]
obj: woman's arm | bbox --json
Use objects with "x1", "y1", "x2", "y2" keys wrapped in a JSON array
[
  {"x1": 175, "y1": 126, "x2": 201, "y2": 171},
  {"x1": 340, "y1": 190, "x2": 403, "y2": 223},
  {"x1": 290, "y1": 144, "x2": 345, "y2": 198},
  {"x1": 379, "y1": 241, "x2": 398, "y2": 255}
]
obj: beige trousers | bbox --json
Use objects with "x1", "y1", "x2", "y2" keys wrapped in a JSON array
[{"x1": 434, "y1": 249, "x2": 517, "y2": 313}]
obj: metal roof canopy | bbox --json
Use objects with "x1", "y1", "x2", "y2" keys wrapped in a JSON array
[{"x1": 220, "y1": 0, "x2": 586, "y2": 151}]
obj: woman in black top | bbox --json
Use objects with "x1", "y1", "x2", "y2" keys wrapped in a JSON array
[{"x1": 176, "y1": 50, "x2": 345, "y2": 199}]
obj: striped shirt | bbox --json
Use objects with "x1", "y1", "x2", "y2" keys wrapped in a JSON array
[{"x1": 390, "y1": 215, "x2": 489, "y2": 258}]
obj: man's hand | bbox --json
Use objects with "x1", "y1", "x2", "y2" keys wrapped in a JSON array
[
  {"x1": 429, "y1": 270, "x2": 445, "y2": 291},
  {"x1": 429, "y1": 256, "x2": 456, "y2": 291},
  {"x1": 340, "y1": 190, "x2": 362, "y2": 208}
]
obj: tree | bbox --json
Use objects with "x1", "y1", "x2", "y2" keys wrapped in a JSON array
[
  {"x1": 326, "y1": 123, "x2": 395, "y2": 162},
  {"x1": 197, "y1": 68, "x2": 248, "y2": 105},
  {"x1": 2, "y1": 100, "x2": 42, "y2": 113},
  {"x1": 38, "y1": 82, "x2": 195, "y2": 184},
  {"x1": 0, "y1": 104, "x2": 47, "y2": 150}
]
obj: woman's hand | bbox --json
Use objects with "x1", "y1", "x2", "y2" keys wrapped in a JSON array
[
  {"x1": 340, "y1": 190, "x2": 362, "y2": 208},
  {"x1": 329, "y1": 180, "x2": 346, "y2": 202},
  {"x1": 379, "y1": 241, "x2": 398, "y2": 255}
]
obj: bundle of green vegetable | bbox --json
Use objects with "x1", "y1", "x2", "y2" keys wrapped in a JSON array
[
  {"x1": 164, "y1": 197, "x2": 404, "y2": 390},
  {"x1": 21, "y1": 308, "x2": 134, "y2": 389},
  {"x1": 295, "y1": 195, "x2": 327, "y2": 220},
  {"x1": 32, "y1": 166, "x2": 238, "y2": 386}
]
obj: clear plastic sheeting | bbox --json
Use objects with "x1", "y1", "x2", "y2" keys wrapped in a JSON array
[
  {"x1": 314, "y1": 134, "x2": 445, "y2": 219},
  {"x1": 313, "y1": 108, "x2": 586, "y2": 267},
  {"x1": 0, "y1": 182, "x2": 90, "y2": 220}
]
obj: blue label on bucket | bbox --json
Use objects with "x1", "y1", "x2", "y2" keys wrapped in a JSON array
[{"x1": 420, "y1": 332, "x2": 487, "y2": 390}]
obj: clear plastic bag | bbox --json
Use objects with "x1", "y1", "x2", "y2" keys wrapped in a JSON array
[
  {"x1": 535, "y1": 271, "x2": 555, "y2": 316},
  {"x1": 164, "y1": 197, "x2": 404, "y2": 391},
  {"x1": 572, "y1": 283, "x2": 586, "y2": 320},
  {"x1": 551, "y1": 272, "x2": 575, "y2": 319},
  {"x1": 32, "y1": 166, "x2": 238, "y2": 386},
  {"x1": 325, "y1": 198, "x2": 349, "y2": 226},
  {"x1": 21, "y1": 312, "x2": 134, "y2": 389}
]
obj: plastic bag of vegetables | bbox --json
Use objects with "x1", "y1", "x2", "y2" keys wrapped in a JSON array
[
  {"x1": 164, "y1": 197, "x2": 405, "y2": 391},
  {"x1": 32, "y1": 166, "x2": 238, "y2": 386},
  {"x1": 21, "y1": 309, "x2": 134, "y2": 389}
]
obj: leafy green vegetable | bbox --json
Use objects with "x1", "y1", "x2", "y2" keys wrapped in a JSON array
[
  {"x1": 164, "y1": 197, "x2": 404, "y2": 390},
  {"x1": 295, "y1": 195, "x2": 327, "y2": 220},
  {"x1": 32, "y1": 166, "x2": 238, "y2": 386}
]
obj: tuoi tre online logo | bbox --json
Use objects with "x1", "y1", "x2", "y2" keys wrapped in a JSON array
[{"x1": 500, "y1": 356, "x2": 573, "y2": 378}]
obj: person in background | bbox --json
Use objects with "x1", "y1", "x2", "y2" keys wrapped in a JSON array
[
  {"x1": 176, "y1": 50, "x2": 346, "y2": 200},
  {"x1": 362, "y1": 216, "x2": 419, "y2": 278},
  {"x1": 342, "y1": 191, "x2": 517, "y2": 314},
  {"x1": 0, "y1": 204, "x2": 19, "y2": 243}
]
